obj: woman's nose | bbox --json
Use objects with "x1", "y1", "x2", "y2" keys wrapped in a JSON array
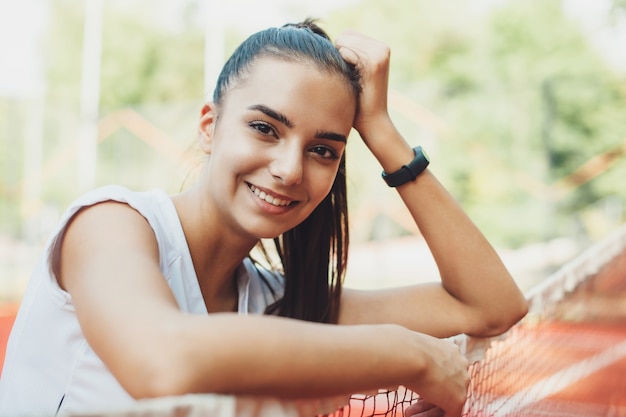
[{"x1": 269, "y1": 144, "x2": 304, "y2": 185}]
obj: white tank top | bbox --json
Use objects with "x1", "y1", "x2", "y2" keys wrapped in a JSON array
[{"x1": 0, "y1": 185, "x2": 284, "y2": 416}]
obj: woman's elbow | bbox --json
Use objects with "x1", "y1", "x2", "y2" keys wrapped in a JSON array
[
  {"x1": 121, "y1": 357, "x2": 192, "y2": 399},
  {"x1": 473, "y1": 296, "x2": 529, "y2": 338},
  {"x1": 118, "y1": 347, "x2": 221, "y2": 400},
  {"x1": 507, "y1": 294, "x2": 530, "y2": 328}
]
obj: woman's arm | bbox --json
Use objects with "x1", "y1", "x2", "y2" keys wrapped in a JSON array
[
  {"x1": 58, "y1": 202, "x2": 469, "y2": 416},
  {"x1": 335, "y1": 31, "x2": 528, "y2": 338}
]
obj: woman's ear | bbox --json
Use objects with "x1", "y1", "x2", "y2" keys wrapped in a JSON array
[{"x1": 198, "y1": 102, "x2": 218, "y2": 154}]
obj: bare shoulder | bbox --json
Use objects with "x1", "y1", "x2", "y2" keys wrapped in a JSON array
[
  {"x1": 66, "y1": 200, "x2": 154, "y2": 236},
  {"x1": 54, "y1": 200, "x2": 159, "y2": 291}
]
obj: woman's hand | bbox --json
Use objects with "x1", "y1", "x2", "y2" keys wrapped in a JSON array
[
  {"x1": 405, "y1": 399, "x2": 445, "y2": 417},
  {"x1": 405, "y1": 332, "x2": 469, "y2": 417},
  {"x1": 335, "y1": 30, "x2": 393, "y2": 148}
]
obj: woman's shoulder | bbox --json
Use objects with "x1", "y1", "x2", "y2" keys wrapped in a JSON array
[
  {"x1": 69, "y1": 185, "x2": 168, "y2": 210},
  {"x1": 48, "y1": 186, "x2": 181, "y2": 271},
  {"x1": 62, "y1": 185, "x2": 176, "y2": 233}
]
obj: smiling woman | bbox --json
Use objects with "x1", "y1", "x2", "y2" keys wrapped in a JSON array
[
  {"x1": 0, "y1": 19, "x2": 527, "y2": 417},
  {"x1": 200, "y1": 57, "x2": 354, "y2": 243}
]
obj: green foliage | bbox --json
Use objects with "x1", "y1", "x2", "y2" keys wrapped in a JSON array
[
  {"x1": 44, "y1": 0, "x2": 84, "y2": 108},
  {"x1": 44, "y1": 0, "x2": 205, "y2": 111},
  {"x1": 99, "y1": 2, "x2": 205, "y2": 109},
  {"x1": 329, "y1": 0, "x2": 626, "y2": 246},
  {"x1": 2, "y1": 0, "x2": 625, "y2": 248}
]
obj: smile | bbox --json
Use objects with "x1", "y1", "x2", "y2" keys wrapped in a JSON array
[{"x1": 248, "y1": 184, "x2": 294, "y2": 207}]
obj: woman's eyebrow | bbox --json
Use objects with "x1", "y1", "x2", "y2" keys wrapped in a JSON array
[
  {"x1": 315, "y1": 130, "x2": 347, "y2": 143},
  {"x1": 247, "y1": 104, "x2": 293, "y2": 128}
]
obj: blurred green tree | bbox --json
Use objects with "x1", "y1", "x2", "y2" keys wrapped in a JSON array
[
  {"x1": 327, "y1": 0, "x2": 626, "y2": 246},
  {"x1": 2, "y1": 0, "x2": 625, "y2": 248},
  {"x1": 41, "y1": 0, "x2": 206, "y2": 204},
  {"x1": 45, "y1": 0, "x2": 205, "y2": 110}
]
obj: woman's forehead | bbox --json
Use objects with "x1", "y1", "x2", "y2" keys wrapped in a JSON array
[{"x1": 221, "y1": 58, "x2": 357, "y2": 118}]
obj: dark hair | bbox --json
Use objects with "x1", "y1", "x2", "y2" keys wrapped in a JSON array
[
  {"x1": 213, "y1": 20, "x2": 360, "y2": 324},
  {"x1": 213, "y1": 19, "x2": 361, "y2": 105}
]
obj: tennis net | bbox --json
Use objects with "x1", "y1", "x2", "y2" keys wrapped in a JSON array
[{"x1": 328, "y1": 224, "x2": 626, "y2": 417}]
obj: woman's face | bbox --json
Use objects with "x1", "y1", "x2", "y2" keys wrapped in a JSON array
[{"x1": 201, "y1": 57, "x2": 356, "y2": 240}]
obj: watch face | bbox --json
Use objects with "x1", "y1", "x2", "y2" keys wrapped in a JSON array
[{"x1": 410, "y1": 146, "x2": 429, "y2": 170}]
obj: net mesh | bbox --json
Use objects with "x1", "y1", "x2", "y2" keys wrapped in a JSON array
[{"x1": 325, "y1": 224, "x2": 626, "y2": 417}]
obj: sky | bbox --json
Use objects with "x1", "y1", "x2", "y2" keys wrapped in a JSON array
[
  {"x1": 0, "y1": 0, "x2": 47, "y2": 97},
  {"x1": 0, "y1": 0, "x2": 625, "y2": 99}
]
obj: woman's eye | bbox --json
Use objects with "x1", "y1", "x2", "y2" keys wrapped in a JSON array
[
  {"x1": 249, "y1": 121, "x2": 276, "y2": 137},
  {"x1": 310, "y1": 145, "x2": 339, "y2": 161}
]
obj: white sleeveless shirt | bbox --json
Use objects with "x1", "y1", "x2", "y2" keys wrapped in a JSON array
[{"x1": 0, "y1": 185, "x2": 284, "y2": 416}]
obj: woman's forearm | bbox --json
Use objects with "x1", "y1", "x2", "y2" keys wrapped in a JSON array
[
  {"x1": 360, "y1": 118, "x2": 528, "y2": 336},
  {"x1": 153, "y1": 315, "x2": 414, "y2": 398},
  {"x1": 123, "y1": 312, "x2": 466, "y2": 416},
  {"x1": 401, "y1": 170, "x2": 527, "y2": 332}
]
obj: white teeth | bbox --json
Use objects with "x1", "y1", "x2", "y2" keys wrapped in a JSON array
[{"x1": 249, "y1": 185, "x2": 292, "y2": 207}]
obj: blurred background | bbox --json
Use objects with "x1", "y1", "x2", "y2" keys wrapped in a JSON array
[{"x1": 1, "y1": 0, "x2": 625, "y2": 303}]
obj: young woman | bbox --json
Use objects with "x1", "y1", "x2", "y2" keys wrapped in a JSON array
[{"x1": 0, "y1": 20, "x2": 527, "y2": 417}]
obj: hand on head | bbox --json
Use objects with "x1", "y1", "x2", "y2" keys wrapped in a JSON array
[{"x1": 335, "y1": 30, "x2": 392, "y2": 143}]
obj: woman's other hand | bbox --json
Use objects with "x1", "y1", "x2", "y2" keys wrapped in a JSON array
[{"x1": 335, "y1": 30, "x2": 392, "y2": 148}]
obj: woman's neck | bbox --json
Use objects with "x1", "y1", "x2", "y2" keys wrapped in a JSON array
[{"x1": 171, "y1": 187, "x2": 257, "y2": 313}]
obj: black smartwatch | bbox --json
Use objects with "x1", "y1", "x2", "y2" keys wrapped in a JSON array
[{"x1": 381, "y1": 146, "x2": 430, "y2": 187}]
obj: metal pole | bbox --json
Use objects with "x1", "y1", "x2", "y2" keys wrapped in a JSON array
[
  {"x1": 204, "y1": 1, "x2": 225, "y2": 101},
  {"x1": 21, "y1": 97, "x2": 45, "y2": 242},
  {"x1": 77, "y1": 0, "x2": 103, "y2": 191}
]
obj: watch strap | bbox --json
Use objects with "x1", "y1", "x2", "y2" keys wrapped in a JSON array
[{"x1": 381, "y1": 146, "x2": 430, "y2": 187}]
